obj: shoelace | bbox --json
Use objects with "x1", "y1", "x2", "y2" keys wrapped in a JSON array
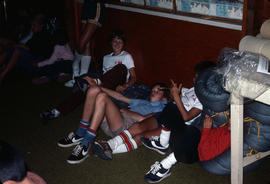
[
  {"x1": 149, "y1": 136, "x2": 160, "y2": 141},
  {"x1": 66, "y1": 132, "x2": 75, "y2": 141},
  {"x1": 150, "y1": 162, "x2": 161, "y2": 174},
  {"x1": 72, "y1": 145, "x2": 83, "y2": 156}
]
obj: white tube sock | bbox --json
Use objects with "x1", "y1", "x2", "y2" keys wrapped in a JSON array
[
  {"x1": 112, "y1": 137, "x2": 138, "y2": 154},
  {"x1": 160, "y1": 152, "x2": 177, "y2": 169},
  {"x1": 72, "y1": 51, "x2": 82, "y2": 78},
  {"x1": 160, "y1": 128, "x2": 171, "y2": 147},
  {"x1": 107, "y1": 135, "x2": 123, "y2": 151},
  {"x1": 79, "y1": 55, "x2": 91, "y2": 76},
  {"x1": 107, "y1": 130, "x2": 133, "y2": 151}
]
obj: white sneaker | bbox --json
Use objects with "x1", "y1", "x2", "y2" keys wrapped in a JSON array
[{"x1": 64, "y1": 79, "x2": 75, "y2": 87}]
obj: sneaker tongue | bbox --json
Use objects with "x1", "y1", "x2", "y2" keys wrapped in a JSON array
[{"x1": 68, "y1": 132, "x2": 75, "y2": 139}]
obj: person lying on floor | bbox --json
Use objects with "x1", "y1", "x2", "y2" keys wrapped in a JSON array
[
  {"x1": 40, "y1": 29, "x2": 136, "y2": 123},
  {"x1": 92, "y1": 61, "x2": 216, "y2": 163},
  {"x1": 57, "y1": 82, "x2": 169, "y2": 164},
  {"x1": 0, "y1": 140, "x2": 47, "y2": 184}
]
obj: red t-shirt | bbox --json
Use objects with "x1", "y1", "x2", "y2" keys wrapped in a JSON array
[{"x1": 198, "y1": 125, "x2": 231, "y2": 161}]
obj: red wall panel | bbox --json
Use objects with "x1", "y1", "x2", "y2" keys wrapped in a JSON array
[{"x1": 82, "y1": 6, "x2": 243, "y2": 87}]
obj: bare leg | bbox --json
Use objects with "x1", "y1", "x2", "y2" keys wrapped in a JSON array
[
  {"x1": 78, "y1": 23, "x2": 98, "y2": 55},
  {"x1": 133, "y1": 128, "x2": 161, "y2": 146},
  {"x1": 89, "y1": 92, "x2": 123, "y2": 132},
  {"x1": 81, "y1": 85, "x2": 101, "y2": 122},
  {"x1": 0, "y1": 48, "x2": 22, "y2": 81},
  {"x1": 128, "y1": 117, "x2": 159, "y2": 137}
]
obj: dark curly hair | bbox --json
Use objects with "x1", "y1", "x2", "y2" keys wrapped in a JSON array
[{"x1": 109, "y1": 29, "x2": 126, "y2": 43}]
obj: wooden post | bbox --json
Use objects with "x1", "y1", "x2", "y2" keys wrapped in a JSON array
[{"x1": 231, "y1": 94, "x2": 244, "y2": 184}]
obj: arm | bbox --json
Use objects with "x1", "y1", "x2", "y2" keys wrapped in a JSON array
[
  {"x1": 116, "y1": 67, "x2": 136, "y2": 92},
  {"x1": 170, "y1": 79, "x2": 201, "y2": 121},
  {"x1": 120, "y1": 108, "x2": 153, "y2": 122},
  {"x1": 101, "y1": 87, "x2": 130, "y2": 104},
  {"x1": 37, "y1": 46, "x2": 58, "y2": 67}
]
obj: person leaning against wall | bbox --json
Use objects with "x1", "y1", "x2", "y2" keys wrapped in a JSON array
[
  {"x1": 64, "y1": 0, "x2": 106, "y2": 87},
  {"x1": 40, "y1": 30, "x2": 137, "y2": 123}
]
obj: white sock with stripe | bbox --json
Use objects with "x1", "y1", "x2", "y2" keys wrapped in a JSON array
[
  {"x1": 112, "y1": 137, "x2": 138, "y2": 154},
  {"x1": 107, "y1": 130, "x2": 132, "y2": 150},
  {"x1": 160, "y1": 126, "x2": 171, "y2": 147}
]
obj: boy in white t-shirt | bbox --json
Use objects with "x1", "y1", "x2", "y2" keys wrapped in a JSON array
[{"x1": 77, "y1": 29, "x2": 136, "y2": 92}]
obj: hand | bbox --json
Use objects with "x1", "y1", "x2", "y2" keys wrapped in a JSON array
[
  {"x1": 83, "y1": 76, "x2": 97, "y2": 86},
  {"x1": 203, "y1": 115, "x2": 213, "y2": 129},
  {"x1": 170, "y1": 79, "x2": 182, "y2": 100},
  {"x1": 116, "y1": 85, "x2": 126, "y2": 92}
]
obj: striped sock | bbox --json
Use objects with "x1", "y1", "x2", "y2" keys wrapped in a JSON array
[
  {"x1": 160, "y1": 125, "x2": 171, "y2": 147},
  {"x1": 76, "y1": 120, "x2": 90, "y2": 137},
  {"x1": 81, "y1": 128, "x2": 97, "y2": 147},
  {"x1": 113, "y1": 136, "x2": 138, "y2": 154},
  {"x1": 115, "y1": 130, "x2": 137, "y2": 153},
  {"x1": 107, "y1": 130, "x2": 132, "y2": 150}
]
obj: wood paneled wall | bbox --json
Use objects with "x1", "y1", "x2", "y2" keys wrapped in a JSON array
[{"x1": 75, "y1": 4, "x2": 243, "y2": 87}]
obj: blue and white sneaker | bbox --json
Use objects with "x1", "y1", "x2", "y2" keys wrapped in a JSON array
[
  {"x1": 144, "y1": 162, "x2": 171, "y2": 183},
  {"x1": 57, "y1": 132, "x2": 83, "y2": 148},
  {"x1": 141, "y1": 136, "x2": 169, "y2": 155},
  {"x1": 67, "y1": 143, "x2": 89, "y2": 164}
]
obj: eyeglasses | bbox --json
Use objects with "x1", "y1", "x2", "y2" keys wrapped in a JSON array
[{"x1": 151, "y1": 87, "x2": 169, "y2": 93}]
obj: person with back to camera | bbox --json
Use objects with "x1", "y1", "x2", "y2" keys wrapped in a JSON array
[
  {"x1": 0, "y1": 140, "x2": 46, "y2": 184},
  {"x1": 40, "y1": 29, "x2": 137, "y2": 123},
  {"x1": 64, "y1": 0, "x2": 105, "y2": 87}
]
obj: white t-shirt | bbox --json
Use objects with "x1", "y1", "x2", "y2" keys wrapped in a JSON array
[
  {"x1": 103, "y1": 51, "x2": 135, "y2": 82},
  {"x1": 180, "y1": 87, "x2": 202, "y2": 125}
]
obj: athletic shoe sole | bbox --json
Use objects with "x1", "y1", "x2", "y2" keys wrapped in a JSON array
[
  {"x1": 144, "y1": 172, "x2": 171, "y2": 183},
  {"x1": 66, "y1": 154, "x2": 89, "y2": 164},
  {"x1": 141, "y1": 141, "x2": 167, "y2": 155},
  {"x1": 92, "y1": 142, "x2": 112, "y2": 160}
]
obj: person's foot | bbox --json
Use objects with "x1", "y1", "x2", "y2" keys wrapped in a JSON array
[
  {"x1": 144, "y1": 162, "x2": 171, "y2": 183},
  {"x1": 57, "y1": 132, "x2": 83, "y2": 148},
  {"x1": 64, "y1": 79, "x2": 75, "y2": 87},
  {"x1": 32, "y1": 76, "x2": 50, "y2": 85},
  {"x1": 40, "y1": 108, "x2": 60, "y2": 124},
  {"x1": 75, "y1": 77, "x2": 89, "y2": 92},
  {"x1": 140, "y1": 136, "x2": 169, "y2": 155},
  {"x1": 67, "y1": 143, "x2": 89, "y2": 164},
  {"x1": 92, "y1": 140, "x2": 113, "y2": 160}
]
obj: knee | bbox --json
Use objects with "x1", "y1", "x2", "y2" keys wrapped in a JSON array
[
  {"x1": 95, "y1": 92, "x2": 108, "y2": 103},
  {"x1": 86, "y1": 85, "x2": 101, "y2": 97}
]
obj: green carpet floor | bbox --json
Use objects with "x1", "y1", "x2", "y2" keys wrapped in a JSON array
[{"x1": 0, "y1": 75, "x2": 269, "y2": 184}]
